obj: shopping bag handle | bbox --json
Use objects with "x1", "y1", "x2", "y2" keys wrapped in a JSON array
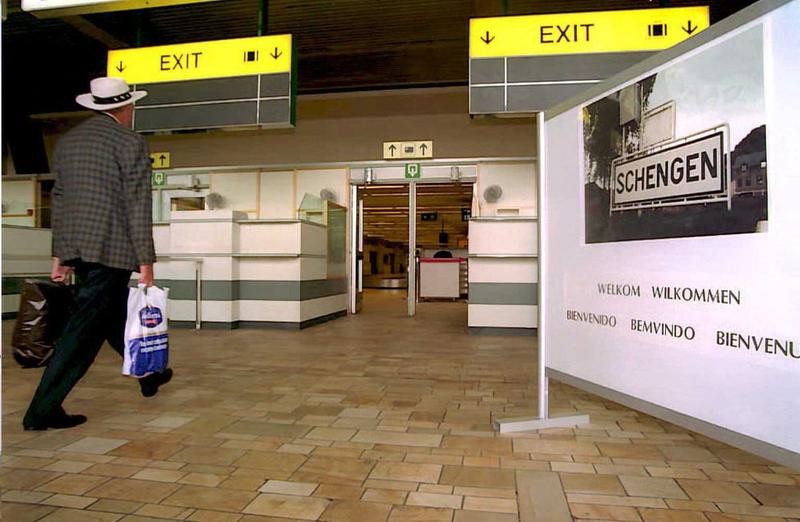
[{"x1": 137, "y1": 283, "x2": 153, "y2": 307}]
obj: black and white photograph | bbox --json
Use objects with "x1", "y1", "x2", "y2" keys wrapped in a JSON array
[{"x1": 583, "y1": 26, "x2": 768, "y2": 243}]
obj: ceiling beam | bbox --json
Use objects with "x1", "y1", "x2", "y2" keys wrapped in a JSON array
[{"x1": 63, "y1": 15, "x2": 129, "y2": 49}]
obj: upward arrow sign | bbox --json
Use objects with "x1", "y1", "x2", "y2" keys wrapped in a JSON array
[{"x1": 388, "y1": 144, "x2": 397, "y2": 157}]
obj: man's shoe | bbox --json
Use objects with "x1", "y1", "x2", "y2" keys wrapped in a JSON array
[
  {"x1": 23, "y1": 412, "x2": 87, "y2": 431},
  {"x1": 139, "y1": 368, "x2": 173, "y2": 398}
]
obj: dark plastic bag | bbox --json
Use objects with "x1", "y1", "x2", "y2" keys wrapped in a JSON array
[{"x1": 11, "y1": 279, "x2": 74, "y2": 368}]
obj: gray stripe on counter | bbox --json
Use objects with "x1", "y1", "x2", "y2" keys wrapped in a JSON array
[
  {"x1": 160, "y1": 279, "x2": 348, "y2": 301},
  {"x1": 469, "y1": 282, "x2": 538, "y2": 305}
]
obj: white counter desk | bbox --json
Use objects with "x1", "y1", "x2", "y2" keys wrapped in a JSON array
[
  {"x1": 153, "y1": 210, "x2": 347, "y2": 329},
  {"x1": 468, "y1": 217, "x2": 538, "y2": 334}
]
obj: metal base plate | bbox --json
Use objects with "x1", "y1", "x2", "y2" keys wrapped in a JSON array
[{"x1": 493, "y1": 414, "x2": 590, "y2": 434}]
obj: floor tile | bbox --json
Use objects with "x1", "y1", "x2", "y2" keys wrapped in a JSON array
[
  {"x1": 369, "y1": 462, "x2": 442, "y2": 484},
  {"x1": 560, "y1": 472, "x2": 625, "y2": 495},
  {"x1": 86, "y1": 478, "x2": 180, "y2": 504},
  {"x1": 439, "y1": 466, "x2": 515, "y2": 489},
  {"x1": 619, "y1": 476, "x2": 688, "y2": 500},
  {"x1": 243, "y1": 493, "x2": 330, "y2": 520},
  {"x1": 292, "y1": 456, "x2": 375, "y2": 486},
  {"x1": 38, "y1": 507, "x2": 124, "y2": 521},
  {"x1": 161, "y1": 485, "x2": 258, "y2": 512},
  {"x1": 59, "y1": 438, "x2": 129, "y2": 456},
  {"x1": 170, "y1": 446, "x2": 246, "y2": 466},
  {"x1": 387, "y1": 506, "x2": 453, "y2": 521},
  {"x1": 677, "y1": 479, "x2": 759, "y2": 505},
  {"x1": 37, "y1": 474, "x2": 109, "y2": 495},
  {"x1": 110, "y1": 441, "x2": 183, "y2": 461},
  {"x1": 742, "y1": 483, "x2": 800, "y2": 507},
  {"x1": 407, "y1": 492, "x2": 463, "y2": 509},
  {"x1": 260, "y1": 479, "x2": 319, "y2": 496},
  {"x1": 570, "y1": 503, "x2": 642, "y2": 521},
  {"x1": 363, "y1": 489, "x2": 408, "y2": 505},
  {"x1": 1, "y1": 502, "x2": 58, "y2": 522},
  {"x1": 234, "y1": 451, "x2": 307, "y2": 474},
  {"x1": 351, "y1": 430, "x2": 443, "y2": 448},
  {"x1": 320, "y1": 499, "x2": 392, "y2": 522}
]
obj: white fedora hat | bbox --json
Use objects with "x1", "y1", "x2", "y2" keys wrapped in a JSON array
[{"x1": 76, "y1": 77, "x2": 147, "y2": 110}]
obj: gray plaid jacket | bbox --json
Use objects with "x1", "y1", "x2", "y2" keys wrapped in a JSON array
[{"x1": 52, "y1": 114, "x2": 156, "y2": 272}]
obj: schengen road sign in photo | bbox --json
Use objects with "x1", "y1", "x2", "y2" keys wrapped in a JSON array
[{"x1": 610, "y1": 125, "x2": 730, "y2": 212}]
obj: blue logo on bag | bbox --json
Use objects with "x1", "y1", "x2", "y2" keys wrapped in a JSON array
[{"x1": 139, "y1": 307, "x2": 163, "y2": 328}]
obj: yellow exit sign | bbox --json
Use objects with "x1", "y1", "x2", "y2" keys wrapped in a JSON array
[
  {"x1": 470, "y1": 6, "x2": 709, "y2": 58},
  {"x1": 108, "y1": 34, "x2": 292, "y2": 85}
]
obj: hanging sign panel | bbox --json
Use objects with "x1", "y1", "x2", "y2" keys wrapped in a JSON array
[
  {"x1": 469, "y1": 6, "x2": 710, "y2": 115},
  {"x1": 109, "y1": 35, "x2": 296, "y2": 132},
  {"x1": 108, "y1": 35, "x2": 292, "y2": 84},
  {"x1": 22, "y1": 0, "x2": 221, "y2": 17},
  {"x1": 469, "y1": 6, "x2": 710, "y2": 58}
]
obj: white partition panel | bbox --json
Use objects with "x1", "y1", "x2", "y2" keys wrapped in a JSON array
[{"x1": 544, "y1": 0, "x2": 800, "y2": 467}]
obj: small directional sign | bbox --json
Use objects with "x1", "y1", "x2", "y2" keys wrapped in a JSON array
[
  {"x1": 152, "y1": 171, "x2": 167, "y2": 187},
  {"x1": 150, "y1": 152, "x2": 171, "y2": 169},
  {"x1": 405, "y1": 163, "x2": 421, "y2": 180},
  {"x1": 108, "y1": 34, "x2": 292, "y2": 84},
  {"x1": 470, "y1": 6, "x2": 709, "y2": 58},
  {"x1": 383, "y1": 141, "x2": 434, "y2": 160}
]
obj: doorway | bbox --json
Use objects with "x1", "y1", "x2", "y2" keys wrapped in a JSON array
[{"x1": 350, "y1": 173, "x2": 474, "y2": 317}]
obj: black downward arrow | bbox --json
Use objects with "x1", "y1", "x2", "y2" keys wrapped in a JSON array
[
  {"x1": 683, "y1": 21, "x2": 698, "y2": 35},
  {"x1": 480, "y1": 30, "x2": 495, "y2": 44},
  {"x1": 116, "y1": 61, "x2": 126, "y2": 73},
  {"x1": 389, "y1": 144, "x2": 397, "y2": 157},
  {"x1": 270, "y1": 47, "x2": 282, "y2": 59}
]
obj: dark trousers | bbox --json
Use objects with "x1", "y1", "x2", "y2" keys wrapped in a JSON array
[{"x1": 24, "y1": 262, "x2": 132, "y2": 425}]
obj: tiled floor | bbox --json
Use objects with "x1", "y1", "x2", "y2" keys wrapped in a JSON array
[{"x1": 2, "y1": 290, "x2": 799, "y2": 521}]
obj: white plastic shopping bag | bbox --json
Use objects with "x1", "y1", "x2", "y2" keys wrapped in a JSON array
[{"x1": 123, "y1": 284, "x2": 169, "y2": 378}]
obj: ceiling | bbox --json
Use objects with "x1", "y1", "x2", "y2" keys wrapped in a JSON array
[{"x1": 3, "y1": 0, "x2": 760, "y2": 119}]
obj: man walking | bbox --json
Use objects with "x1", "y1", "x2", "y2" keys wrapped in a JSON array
[{"x1": 23, "y1": 77, "x2": 173, "y2": 431}]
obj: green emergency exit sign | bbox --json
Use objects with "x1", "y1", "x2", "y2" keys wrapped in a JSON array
[
  {"x1": 405, "y1": 163, "x2": 421, "y2": 179},
  {"x1": 152, "y1": 171, "x2": 167, "y2": 187}
]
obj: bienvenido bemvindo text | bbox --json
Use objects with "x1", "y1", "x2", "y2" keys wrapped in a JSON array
[{"x1": 717, "y1": 331, "x2": 799, "y2": 359}]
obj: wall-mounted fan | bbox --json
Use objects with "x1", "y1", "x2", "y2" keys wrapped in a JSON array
[
  {"x1": 319, "y1": 189, "x2": 337, "y2": 202},
  {"x1": 483, "y1": 184, "x2": 503, "y2": 203},
  {"x1": 205, "y1": 192, "x2": 224, "y2": 210}
]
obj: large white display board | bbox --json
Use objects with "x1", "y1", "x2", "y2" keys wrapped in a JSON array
[{"x1": 544, "y1": 1, "x2": 800, "y2": 466}]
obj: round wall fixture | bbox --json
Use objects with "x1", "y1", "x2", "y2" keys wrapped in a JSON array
[
  {"x1": 483, "y1": 185, "x2": 503, "y2": 203},
  {"x1": 320, "y1": 189, "x2": 337, "y2": 202},
  {"x1": 205, "y1": 192, "x2": 224, "y2": 210}
]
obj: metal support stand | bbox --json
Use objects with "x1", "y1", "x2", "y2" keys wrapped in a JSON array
[{"x1": 494, "y1": 112, "x2": 589, "y2": 434}]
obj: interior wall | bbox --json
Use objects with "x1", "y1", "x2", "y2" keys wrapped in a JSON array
[
  {"x1": 41, "y1": 87, "x2": 536, "y2": 169},
  {"x1": 1, "y1": 179, "x2": 37, "y2": 227},
  {"x1": 477, "y1": 162, "x2": 538, "y2": 217}
]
